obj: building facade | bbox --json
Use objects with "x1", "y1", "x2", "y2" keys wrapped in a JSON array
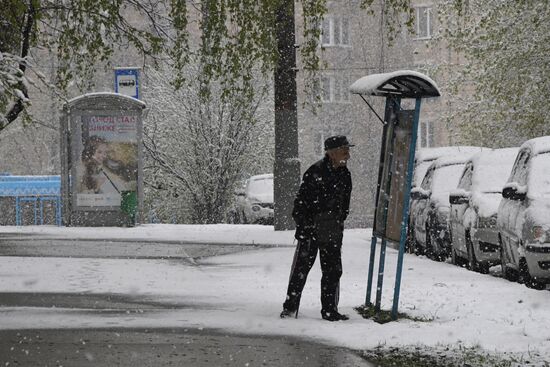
[{"x1": 295, "y1": 0, "x2": 455, "y2": 227}]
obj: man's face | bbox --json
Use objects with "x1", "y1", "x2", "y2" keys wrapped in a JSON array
[{"x1": 328, "y1": 146, "x2": 350, "y2": 167}]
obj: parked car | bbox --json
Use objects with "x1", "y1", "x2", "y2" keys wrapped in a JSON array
[
  {"x1": 229, "y1": 174, "x2": 274, "y2": 225},
  {"x1": 497, "y1": 137, "x2": 550, "y2": 289},
  {"x1": 449, "y1": 148, "x2": 519, "y2": 273},
  {"x1": 407, "y1": 147, "x2": 484, "y2": 251}
]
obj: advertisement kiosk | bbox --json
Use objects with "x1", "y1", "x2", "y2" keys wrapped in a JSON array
[{"x1": 60, "y1": 93, "x2": 145, "y2": 226}]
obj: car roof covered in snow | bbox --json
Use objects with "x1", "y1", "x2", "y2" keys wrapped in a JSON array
[
  {"x1": 469, "y1": 147, "x2": 519, "y2": 167},
  {"x1": 520, "y1": 135, "x2": 550, "y2": 155},
  {"x1": 431, "y1": 151, "x2": 481, "y2": 170},
  {"x1": 468, "y1": 148, "x2": 519, "y2": 192},
  {"x1": 412, "y1": 146, "x2": 485, "y2": 187},
  {"x1": 415, "y1": 146, "x2": 484, "y2": 164}
]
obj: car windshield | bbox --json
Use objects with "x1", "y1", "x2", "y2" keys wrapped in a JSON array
[
  {"x1": 529, "y1": 153, "x2": 550, "y2": 198},
  {"x1": 432, "y1": 164, "x2": 464, "y2": 194},
  {"x1": 247, "y1": 177, "x2": 274, "y2": 199},
  {"x1": 414, "y1": 161, "x2": 434, "y2": 187},
  {"x1": 474, "y1": 163, "x2": 515, "y2": 193}
]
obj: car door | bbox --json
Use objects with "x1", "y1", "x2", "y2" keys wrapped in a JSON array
[
  {"x1": 414, "y1": 166, "x2": 434, "y2": 246},
  {"x1": 452, "y1": 163, "x2": 473, "y2": 256},
  {"x1": 500, "y1": 149, "x2": 530, "y2": 267}
]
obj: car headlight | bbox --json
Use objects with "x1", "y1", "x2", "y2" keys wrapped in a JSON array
[{"x1": 532, "y1": 226, "x2": 548, "y2": 242}]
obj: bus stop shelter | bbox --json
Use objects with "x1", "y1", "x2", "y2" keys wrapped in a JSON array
[{"x1": 350, "y1": 70, "x2": 440, "y2": 320}]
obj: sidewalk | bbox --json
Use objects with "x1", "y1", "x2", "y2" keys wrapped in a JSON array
[{"x1": 0, "y1": 224, "x2": 549, "y2": 365}]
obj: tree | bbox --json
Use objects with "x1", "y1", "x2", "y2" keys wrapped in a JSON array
[
  {"x1": 1, "y1": 0, "x2": 182, "y2": 130},
  {"x1": 1, "y1": 0, "x2": 414, "y2": 224},
  {"x1": 142, "y1": 62, "x2": 274, "y2": 223},
  {"x1": 438, "y1": 0, "x2": 550, "y2": 147}
]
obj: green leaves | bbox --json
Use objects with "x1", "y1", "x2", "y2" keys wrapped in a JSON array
[
  {"x1": 440, "y1": 0, "x2": 550, "y2": 147},
  {"x1": 1, "y1": 0, "x2": 421, "y2": 132}
]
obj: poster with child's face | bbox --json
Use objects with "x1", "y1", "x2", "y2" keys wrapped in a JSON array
[{"x1": 75, "y1": 112, "x2": 138, "y2": 208}]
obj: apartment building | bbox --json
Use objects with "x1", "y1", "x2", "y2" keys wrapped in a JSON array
[
  {"x1": 0, "y1": 1, "x2": 460, "y2": 226},
  {"x1": 295, "y1": 0, "x2": 455, "y2": 226}
]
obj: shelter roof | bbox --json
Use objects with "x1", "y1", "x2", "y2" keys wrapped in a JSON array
[{"x1": 350, "y1": 70, "x2": 440, "y2": 98}]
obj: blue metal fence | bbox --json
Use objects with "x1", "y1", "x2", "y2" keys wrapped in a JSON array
[{"x1": 0, "y1": 175, "x2": 61, "y2": 226}]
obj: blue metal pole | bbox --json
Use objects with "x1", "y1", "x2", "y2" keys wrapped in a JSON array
[
  {"x1": 33, "y1": 198, "x2": 38, "y2": 225},
  {"x1": 56, "y1": 196, "x2": 62, "y2": 226},
  {"x1": 391, "y1": 98, "x2": 422, "y2": 320},
  {"x1": 375, "y1": 238, "x2": 387, "y2": 311},
  {"x1": 15, "y1": 197, "x2": 20, "y2": 226},
  {"x1": 365, "y1": 235, "x2": 378, "y2": 305},
  {"x1": 40, "y1": 198, "x2": 44, "y2": 225}
]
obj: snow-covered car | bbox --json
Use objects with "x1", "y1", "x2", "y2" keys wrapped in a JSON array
[
  {"x1": 229, "y1": 174, "x2": 274, "y2": 225},
  {"x1": 410, "y1": 152, "x2": 482, "y2": 260},
  {"x1": 449, "y1": 148, "x2": 518, "y2": 273},
  {"x1": 407, "y1": 146, "x2": 484, "y2": 251},
  {"x1": 497, "y1": 137, "x2": 550, "y2": 289}
]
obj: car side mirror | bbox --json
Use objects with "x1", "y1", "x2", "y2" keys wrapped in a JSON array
[
  {"x1": 449, "y1": 191, "x2": 469, "y2": 205},
  {"x1": 502, "y1": 186, "x2": 526, "y2": 201},
  {"x1": 410, "y1": 188, "x2": 430, "y2": 200}
]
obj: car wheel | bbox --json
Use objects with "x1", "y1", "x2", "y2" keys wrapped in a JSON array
[
  {"x1": 451, "y1": 246, "x2": 458, "y2": 265},
  {"x1": 451, "y1": 246, "x2": 464, "y2": 267},
  {"x1": 429, "y1": 232, "x2": 445, "y2": 262},
  {"x1": 406, "y1": 227, "x2": 415, "y2": 254},
  {"x1": 412, "y1": 232, "x2": 424, "y2": 256},
  {"x1": 499, "y1": 235, "x2": 518, "y2": 282},
  {"x1": 413, "y1": 239, "x2": 424, "y2": 256},
  {"x1": 519, "y1": 259, "x2": 545, "y2": 290},
  {"x1": 466, "y1": 232, "x2": 479, "y2": 272},
  {"x1": 424, "y1": 229, "x2": 434, "y2": 259},
  {"x1": 467, "y1": 234, "x2": 489, "y2": 274}
]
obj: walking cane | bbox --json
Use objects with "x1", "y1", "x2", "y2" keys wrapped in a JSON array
[{"x1": 287, "y1": 238, "x2": 301, "y2": 319}]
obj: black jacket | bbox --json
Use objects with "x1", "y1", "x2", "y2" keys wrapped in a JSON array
[{"x1": 292, "y1": 156, "x2": 352, "y2": 239}]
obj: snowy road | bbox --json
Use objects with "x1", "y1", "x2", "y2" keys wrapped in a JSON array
[{"x1": 0, "y1": 224, "x2": 549, "y2": 365}]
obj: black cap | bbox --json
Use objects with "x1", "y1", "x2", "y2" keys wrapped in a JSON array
[{"x1": 324, "y1": 135, "x2": 355, "y2": 151}]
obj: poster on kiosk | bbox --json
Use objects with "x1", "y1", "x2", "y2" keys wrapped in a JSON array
[{"x1": 74, "y1": 112, "x2": 139, "y2": 208}]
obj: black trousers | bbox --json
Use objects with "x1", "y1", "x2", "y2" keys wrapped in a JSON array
[{"x1": 283, "y1": 237, "x2": 343, "y2": 314}]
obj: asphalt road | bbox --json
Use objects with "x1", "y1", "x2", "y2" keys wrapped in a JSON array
[
  {"x1": 0, "y1": 237, "x2": 265, "y2": 260},
  {"x1": 0, "y1": 236, "x2": 376, "y2": 367},
  {"x1": 0, "y1": 328, "x2": 374, "y2": 367}
]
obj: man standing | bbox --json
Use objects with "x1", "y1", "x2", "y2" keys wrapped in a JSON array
[{"x1": 280, "y1": 135, "x2": 353, "y2": 321}]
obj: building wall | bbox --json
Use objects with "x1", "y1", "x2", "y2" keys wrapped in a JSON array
[
  {"x1": 4, "y1": 1, "x2": 463, "y2": 227},
  {"x1": 294, "y1": 0, "x2": 465, "y2": 227},
  {"x1": 296, "y1": 1, "x2": 417, "y2": 227}
]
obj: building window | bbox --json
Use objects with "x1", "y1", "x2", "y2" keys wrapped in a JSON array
[
  {"x1": 414, "y1": 7, "x2": 433, "y2": 39},
  {"x1": 418, "y1": 120, "x2": 434, "y2": 148},
  {"x1": 320, "y1": 16, "x2": 350, "y2": 46},
  {"x1": 315, "y1": 131, "x2": 328, "y2": 156},
  {"x1": 319, "y1": 75, "x2": 350, "y2": 103}
]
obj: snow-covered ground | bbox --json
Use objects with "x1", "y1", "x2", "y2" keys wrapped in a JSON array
[{"x1": 0, "y1": 224, "x2": 549, "y2": 364}]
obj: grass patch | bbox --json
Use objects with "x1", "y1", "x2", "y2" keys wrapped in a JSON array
[
  {"x1": 360, "y1": 345, "x2": 546, "y2": 367},
  {"x1": 354, "y1": 304, "x2": 432, "y2": 324}
]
